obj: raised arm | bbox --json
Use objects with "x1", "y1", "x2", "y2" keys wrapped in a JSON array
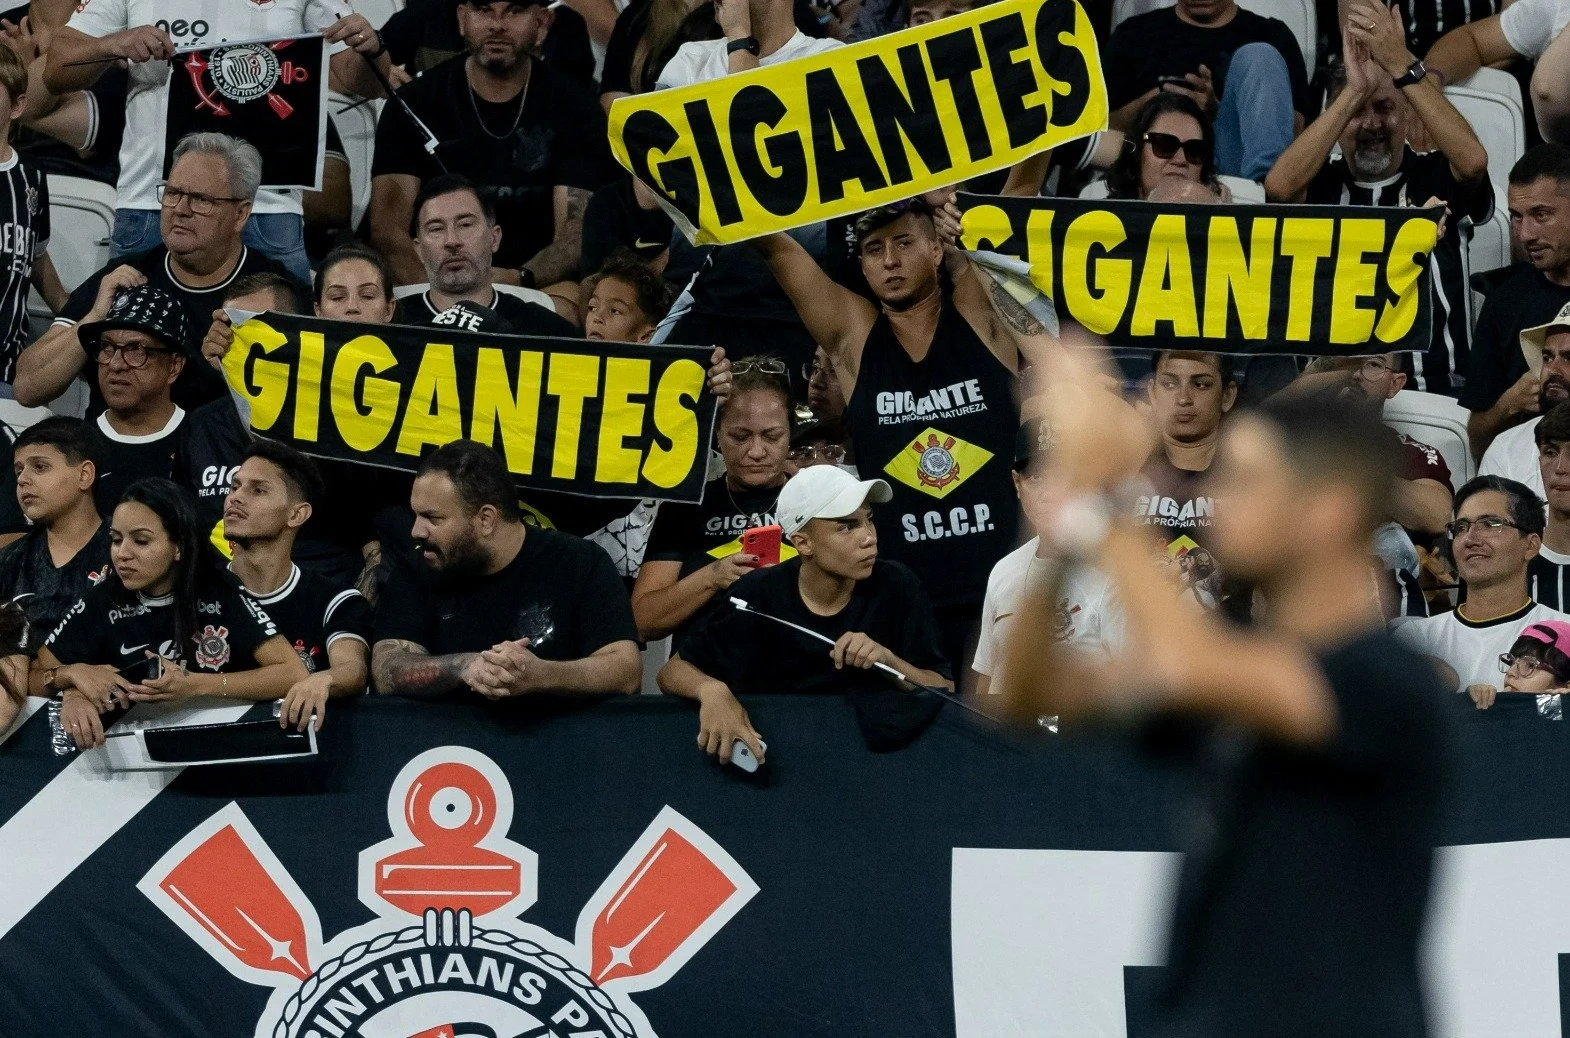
[
  {"x1": 1265, "y1": 36, "x2": 1372, "y2": 202},
  {"x1": 1349, "y1": 0, "x2": 1488, "y2": 183},
  {"x1": 750, "y1": 231, "x2": 877, "y2": 393},
  {"x1": 519, "y1": 185, "x2": 591, "y2": 287},
  {"x1": 1424, "y1": 14, "x2": 1518, "y2": 88},
  {"x1": 1530, "y1": 23, "x2": 1570, "y2": 142}
]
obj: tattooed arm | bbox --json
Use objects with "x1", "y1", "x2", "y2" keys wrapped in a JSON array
[
  {"x1": 371, "y1": 639, "x2": 495, "y2": 698},
  {"x1": 950, "y1": 254, "x2": 1056, "y2": 373},
  {"x1": 519, "y1": 186, "x2": 592, "y2": 287}
]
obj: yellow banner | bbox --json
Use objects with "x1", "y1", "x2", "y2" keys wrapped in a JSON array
[{"x1": 609, "y1": 0, "x2": 1106, "y2": 245}]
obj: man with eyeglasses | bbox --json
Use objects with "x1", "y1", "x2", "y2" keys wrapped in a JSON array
[
  {"x1": 13, "y1": 133, "x2": 299, "y2": 418},
  {"x1": 1477, "y1": 300, "x2": 1570, "y2": 498},
  {"x1": 1395, "y1": 475, "x2": 1570, "y2": 699},
  {"x1": 74, "y1": 284, "x2": 192, "y2": 517},
  {"x1": 42, "y1": 0, "x2": 390, "y2": 281},
  {"x1": 1264, "y1": 5, "x2": 1490, "y2": 396}
]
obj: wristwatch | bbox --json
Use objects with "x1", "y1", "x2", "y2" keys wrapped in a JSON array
[
  {"x1": 726, "y1": 36, "x2": 761, "y2": 56},
  {"x1": 1393, "y1": 58, "x2": 1427, "y2": 89},
  {"x1": 517, "y1": 267, "x2": 537, "y2": 290}
]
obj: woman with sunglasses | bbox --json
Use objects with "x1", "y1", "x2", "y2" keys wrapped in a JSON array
[
  {"x1": 633, "y1": 358, "x2": 795, "y2": 642},
  {"x1": 1470, "y1": 620, "x2": 1570, "y2": 715},
  {"x1": 1106, "y1": 93, "x2": 1223, "y2": 201},
  {"x1": 42, "y1": 478, "x2": 309, "y2": 750}
]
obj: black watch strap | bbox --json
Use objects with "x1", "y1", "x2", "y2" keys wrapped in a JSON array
[
  {"x1": 1393, "y1": 59, "x2": 1427, "y2": 89},
  {"x1": 517, "y1": 267, "x2": 537, "y2": 289},
  {"x1": 726, "y1": 36, "x2": 761, "y2": 56}
]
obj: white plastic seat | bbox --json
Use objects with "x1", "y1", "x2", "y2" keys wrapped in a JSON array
[
  {"x1": 329, "y1": 91, "x2": 383, "y2": 235},
  {"x1": 1109, "y1": 0, "x2": 1316, "y2": 77},
  {"x1": 1384, "y1": 389, "x2": 1475, "y2": 485},
  {"x1": 1446, "y1": 68, "x2": 1526, "y2": 193},
  {"x1": 391, "y1": 282, "x2": 558, "y2": 313}
]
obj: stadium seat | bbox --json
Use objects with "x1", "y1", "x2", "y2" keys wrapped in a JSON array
[
  {"x1": 42, "y1": 175, "x2": 114, "y2": 295},
  {"x1": 1107, "y1": 0, "x2": 1316, "y2": 76},
  {"x1": 354, "y1": 0, "x2": 404, "y2": 30},
  {"x1": 1445, "y1": 68, "x2": 1526, "y2": 196},
  {"x1": 391, "y1": 282, "x2": 559, "y2": 312},
  {"x1": 1078, "y1": 174, "x2": 1267, "y2": 202},
  {"x1": 329, "y1": 92, "x2": 383, "y2": 235},
  {"x1": 1384, "y1": 389, "x2": 1475, "y2": 485}
]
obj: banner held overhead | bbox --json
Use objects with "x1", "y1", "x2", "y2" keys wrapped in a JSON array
[{"x1": 609, "y1": 0, "x2": 1107, "y2": 244}]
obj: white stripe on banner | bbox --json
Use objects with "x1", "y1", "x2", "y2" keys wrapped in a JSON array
[
  {"x1": 951, "y1": 841, "x2": 1570, "y2": 1037},
  {"x1": 0, "y1": 701, "x2": 250, "y2": 939}
]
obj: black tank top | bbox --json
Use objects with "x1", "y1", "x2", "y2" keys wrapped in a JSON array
[{"x1": 844, "y1": 299, "x2": 1019, "y2": 607}]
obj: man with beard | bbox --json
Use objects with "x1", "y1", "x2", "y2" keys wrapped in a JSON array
[
  {"x1": 223, "y1": 441, "x2": 371, "y2": 731},
  {"x1": 753, "y1": 197, "x2": 1038, "y2": 676},
  {"x1": 392, "y1": 175, "x2": 579, "y2": 336},
  {"x1": 1463, "y1": 146, "x2": 1570, "y2": 459},
  {"x1": 1264, "y1": 7, "x2": 1489, "y2": 396},
  {"x1": 371, "y1": 440, "x2": 641, "y2": 698},
  {"x1": 1397, "y1": 476, "x2": 1570, "y2": 712},
  {"x1": 370, "y1": 0, "x2": 610, "y2": 291},
  {"x1": 1478, "y1": 301, "x2": 1570, "y2": 497}
]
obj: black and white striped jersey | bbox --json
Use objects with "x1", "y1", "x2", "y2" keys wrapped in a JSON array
[{"x1": 0, "y1": 151, "x2": 47, "y2": 384}]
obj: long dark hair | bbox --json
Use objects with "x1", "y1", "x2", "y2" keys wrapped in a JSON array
[
  {"x1": 110, "y1": 479, "x2": 207, "y2": 654},
  {"x1": 1106, "y1": 92, "x2": 1218, "y2": 200}
]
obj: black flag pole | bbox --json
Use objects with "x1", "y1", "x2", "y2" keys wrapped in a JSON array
[{"x1": 357, "y1": 49, "x2": 448, "y2": 173}]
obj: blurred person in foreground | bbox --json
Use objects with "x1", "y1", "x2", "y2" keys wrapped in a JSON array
[{"x1": 999, "y1": 344, "x2": 1455, "y2": 1038}]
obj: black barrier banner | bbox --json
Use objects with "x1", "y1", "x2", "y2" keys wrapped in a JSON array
[
  {"x1": 165, "y1": 36, "x2": 330, "y2": 191},
  {"x1": 959, "y1": 193, "x2": 1442, "y2": 356},
  {"x1": 0, "y1": 695, "x2": 1569, "y2": 1035},
  {"x1": 609, "y1": 0, "x2": 1106, "y2": 244},
  {"x1": 221, "y1": 313, "x2": 717, "y2": 503}
]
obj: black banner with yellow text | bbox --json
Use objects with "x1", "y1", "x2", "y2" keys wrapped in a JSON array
[
  {"x1": 610, "y1": 0, "x2": 1106, "y2": 244},
  {"x1": 221, "y1": 314, "x2": 717, "y2": 503},
  {"x1": 959, "y1": 194, "x2": 1441, "y2": 355}
]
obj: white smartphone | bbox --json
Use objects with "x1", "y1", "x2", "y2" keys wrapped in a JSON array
[{"x1": 730, "y1": 738, "x2": 767, "y2": 772}]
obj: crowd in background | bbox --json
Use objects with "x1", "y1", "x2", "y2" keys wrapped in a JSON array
[{"x1": 0, "y1": 0, "x2": 1565, "y2": 760}]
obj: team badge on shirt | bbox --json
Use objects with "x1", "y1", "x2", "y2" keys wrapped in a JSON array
[
  {"x1": 293, "y1": 639, "x2": 318, "y2": 673},
  {"x1": 883, "y1": 426, "x2": 994, "y2": 500},
  {"x1": 1051, "y1": 601, "x2": 1081, "y2": 641},
  {"x1": 194, "y1": 625, "x2": 231, "y2": 671}
]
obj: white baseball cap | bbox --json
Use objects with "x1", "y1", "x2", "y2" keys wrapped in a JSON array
[
  {"x1": 776, "y1": 465, "x2": 892, "y2": 538},
  {"x1": 1520, "y1": 301, "x2": 1570, "y2": 375}
]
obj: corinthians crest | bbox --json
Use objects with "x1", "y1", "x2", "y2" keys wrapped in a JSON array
[{"x1": 137, "y1": 748, "x2": 758, "y2": 1037}]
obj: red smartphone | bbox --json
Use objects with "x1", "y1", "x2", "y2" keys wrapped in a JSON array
[{"x1": 740, "y1": 524, "x2": 782, "y2": 568}]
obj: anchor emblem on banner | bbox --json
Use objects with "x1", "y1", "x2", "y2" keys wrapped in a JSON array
[{"x1": 138, "y1": 747, "x2": 759, "y2": 1038}]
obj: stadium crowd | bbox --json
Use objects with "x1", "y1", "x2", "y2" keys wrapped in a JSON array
[{"x1": 0, "y1": 0, "x2": 1566, "y2": 764}]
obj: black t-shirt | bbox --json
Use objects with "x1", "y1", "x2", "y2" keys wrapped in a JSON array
[
  {"x1": 373, "y1": 525, "x2": 638, "y2": 660},
  {"x1": 237, "y1": 563, "x2": 371, "y2": 675},
  {"x1": 181, "y1": 399, "x2": 372, "y2": 588},
  {"x1": 86, "y1": 409, "x2": 188, "y2": 518},
  {"x1": 1458, "y1": 264, "x2": 1570, "y2": 412},
  {"x1": 1103, "y1": 7, "x2": 1314, "y2": 118},
  {"x1": 644, "y1": 476, "x2": 785, "y2": 579},
  {"x1": 393, "y1": 289, "x2": 580, "y2": 338},
  {"x1": 45, "y1": 573, "x2": 279, "y2": 673},
  {"x1": 1306, "y1": 148, "x2": 1494, "y2": 396},
  {"x1": 0, "y1": 523, "x2": 111, "y2": 644},
  {"x1": 372, "y1": 54, "x2": 611, "y2": 269},
  {"x1": 57, "y1": 246, "x2": 299, "y2": 416},
  {"x1": 380, "y1": 0, "x2": 595, "y2": 84},
  {"x1": 674, "y1": 557, "x2": 951, "y2": 693},
  {"x1": 582, "y1": 176, "x2": 674, "y2": 275},
  {"x1": 1153, "y1": 630, "x2": 1454, "y2": 1036}
]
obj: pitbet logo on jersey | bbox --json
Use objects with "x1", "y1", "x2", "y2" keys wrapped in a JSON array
[
  {"x1": 194, "y1": 625, "x2": 231, "y2": 671},
  {"x1": 138, "y1": 748, "x2": 758, "y2": 1038},
  {"x1": 883, "y1": 427, "x2": 993, "y2": 501}
]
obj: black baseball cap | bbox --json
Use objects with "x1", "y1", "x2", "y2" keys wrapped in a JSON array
[{"x1": 78, "y1": 284, "x2": 192, "y2": 353}]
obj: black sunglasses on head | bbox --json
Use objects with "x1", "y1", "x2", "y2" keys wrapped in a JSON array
[{"x1": 1144, "y1": 131, "x2": 1209, "y2": 164}]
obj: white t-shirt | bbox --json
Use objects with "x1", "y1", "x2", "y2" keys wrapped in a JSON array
[
  {"x1": 68, "y1": 0, "x2": 344, "y2": 215},
  {"x1": 1500, "y1": 0, "x2": 1570, "y2": 60},
  {"x1": 972, "y1": 537, "x2": 1124, "y2": 687},
  {"x1": 1478, "y1": 415, "x2": 1544, "y2": 499},
  {"x1": 1394, "y1": 601, "x2": 1570, "y2": 693},
  {"x1": 656, "y1": 31, "x2": 843, "y2": 89}
]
